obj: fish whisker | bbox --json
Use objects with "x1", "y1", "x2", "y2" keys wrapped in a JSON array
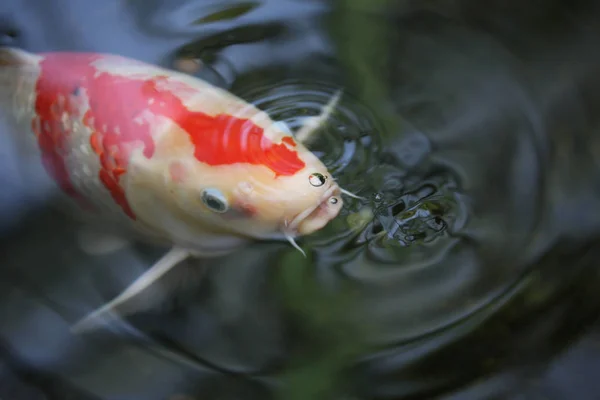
[
  {"x1": 284, "y1": 231, "x2": 306, "y2": 257},
  {"x1": 340, "y1": 188, "x2": 365, "y2": 200}
]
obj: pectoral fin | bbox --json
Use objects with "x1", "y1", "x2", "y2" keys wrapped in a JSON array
[
  {"x1": 294, "y1": 89, "x2": 342, "y2": 145},
  {"x1": 70, "y1": 246, "x2": 191, "y2": 333},
  {"x1": 76, "y1": 227, "x2": 131, "y2": 255}
]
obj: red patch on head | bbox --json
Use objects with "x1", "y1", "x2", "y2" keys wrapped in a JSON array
[
  {"x1": 35, "y1": 52, "x2": 305, "y2": 220},
  {"x1": 282, "y1": 136, "x2": 296, "y2": 147}
]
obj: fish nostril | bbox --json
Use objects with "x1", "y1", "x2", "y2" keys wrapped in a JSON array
[{"x1": 329, "y1": 196, "x2": 339, "y2": 205}]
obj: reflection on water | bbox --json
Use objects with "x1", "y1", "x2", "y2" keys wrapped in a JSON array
[{"x1": 2, "y1": 0, "x2": 600, "y2": 399}]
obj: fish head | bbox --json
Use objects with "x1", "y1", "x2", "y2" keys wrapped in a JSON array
[
  {"x1": 236, "y1": 149, "x2": 345, "y2": 239},
  {"x1": 124, "y1": 90, "x2": 356, "y2": 251},
  {"x1": 154, "y1": 133, "x2": 344, "y2": 247},
  {"x1": 179, "y1": 147, "x2": 343, "y2": 240}
]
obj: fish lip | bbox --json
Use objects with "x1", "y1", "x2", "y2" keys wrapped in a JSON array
[{"x1": 284, "y1": 183, "x2": 340, "y2": 236}]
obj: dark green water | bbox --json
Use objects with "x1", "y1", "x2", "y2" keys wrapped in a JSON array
[{"x1": 2, "y1": 1, "x2": 600, "y2": 399}]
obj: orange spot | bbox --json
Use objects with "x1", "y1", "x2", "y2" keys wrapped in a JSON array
[
  {"x1": 239, "y1": 203, "x2": 257, "y2": 217},
  {"x1": 230, "y1": 202, "x2": 257, "y2": 218},
  {"x1": 90, "y1": 132, "x2": 102, "y2": 153},
  {"x1": 282, "y1": 136, "x2": 296, "y2": 147},
  {"x1": 168, "y1": 162, "x2": 187, "y2": 183}
]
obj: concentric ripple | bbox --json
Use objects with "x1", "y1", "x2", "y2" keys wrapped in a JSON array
[
  {"x1": 226, "y1": 76, "x2": 518, "y2": 350},
  {"x1": 236, "y1": 79, "x2": 381, "y2": 179},
  {"x1": 233, "y1": 79, "x2": 383, "y2": 230},
  {"x1": 232, "y1": 78, "x2": 462, "y2": 261},
  {"x1": 3, "y1": 2, "x2": 600, "y2": 400}
]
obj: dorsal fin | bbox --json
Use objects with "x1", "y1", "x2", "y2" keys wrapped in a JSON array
[{"x1": 0, "y1": 47, "x2": 40, "y2": 67}]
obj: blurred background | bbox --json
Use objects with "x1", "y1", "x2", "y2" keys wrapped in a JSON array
[{"x1": 2, "y1": 0, "x2": 600, "y2": 399}]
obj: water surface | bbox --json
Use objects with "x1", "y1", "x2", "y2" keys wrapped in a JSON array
[{"x1": 2, "y1": 1, "x2": 600, "y2": 399}]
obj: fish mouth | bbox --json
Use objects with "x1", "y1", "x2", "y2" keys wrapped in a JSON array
[{"x1": 285, "y1": 184, "x2": 342, "y2": 237}]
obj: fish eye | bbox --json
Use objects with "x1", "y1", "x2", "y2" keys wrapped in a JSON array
[
  {"x1": 200, "y1": 188, "x2": 229, "y2": 213},
  {"x1": 309, "y1": 172, "x2": 327, "y2": 187}
]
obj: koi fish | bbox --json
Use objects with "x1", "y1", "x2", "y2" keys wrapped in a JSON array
[{"x1": 0, "y1": 47, "x2": 361, "y2": 332}]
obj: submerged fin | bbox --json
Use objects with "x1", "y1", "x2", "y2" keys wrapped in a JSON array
[
  {"x1": 340, "y1": 188, "x2": 366, "y2": 200},
  {"x1": 76, "y1": 228, "x2": 131, "y2": 255},
  {"x1": 284, "y1": 232, "x2": 307, "y2": 257},
  {"x1": 295, "y1": 89, "x2": 343, "y2": 145},
  {"x1": 70, "y1": 246, "x2": 191, "y2": 333}
]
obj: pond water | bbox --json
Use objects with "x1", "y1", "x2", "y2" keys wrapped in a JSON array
[{"x1": 2, "y1": 0, "x2": 600, "y2": 399}]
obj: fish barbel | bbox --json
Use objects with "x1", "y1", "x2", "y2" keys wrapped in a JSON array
[{"x1": 0, "y1": 47, "x2": 361, "y2": 332}]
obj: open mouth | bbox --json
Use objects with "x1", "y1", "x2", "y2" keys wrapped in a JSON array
[{"x1": 285, "y1": 184, "x2": 341, "y2": 235}]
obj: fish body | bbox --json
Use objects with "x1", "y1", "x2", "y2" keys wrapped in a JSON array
[
  {"x1": 0, "y1": 48, "x2": 345, "y2": 252},
  {"x1": 0, "y1": 47, "x2": 353, "y2": 331}
]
